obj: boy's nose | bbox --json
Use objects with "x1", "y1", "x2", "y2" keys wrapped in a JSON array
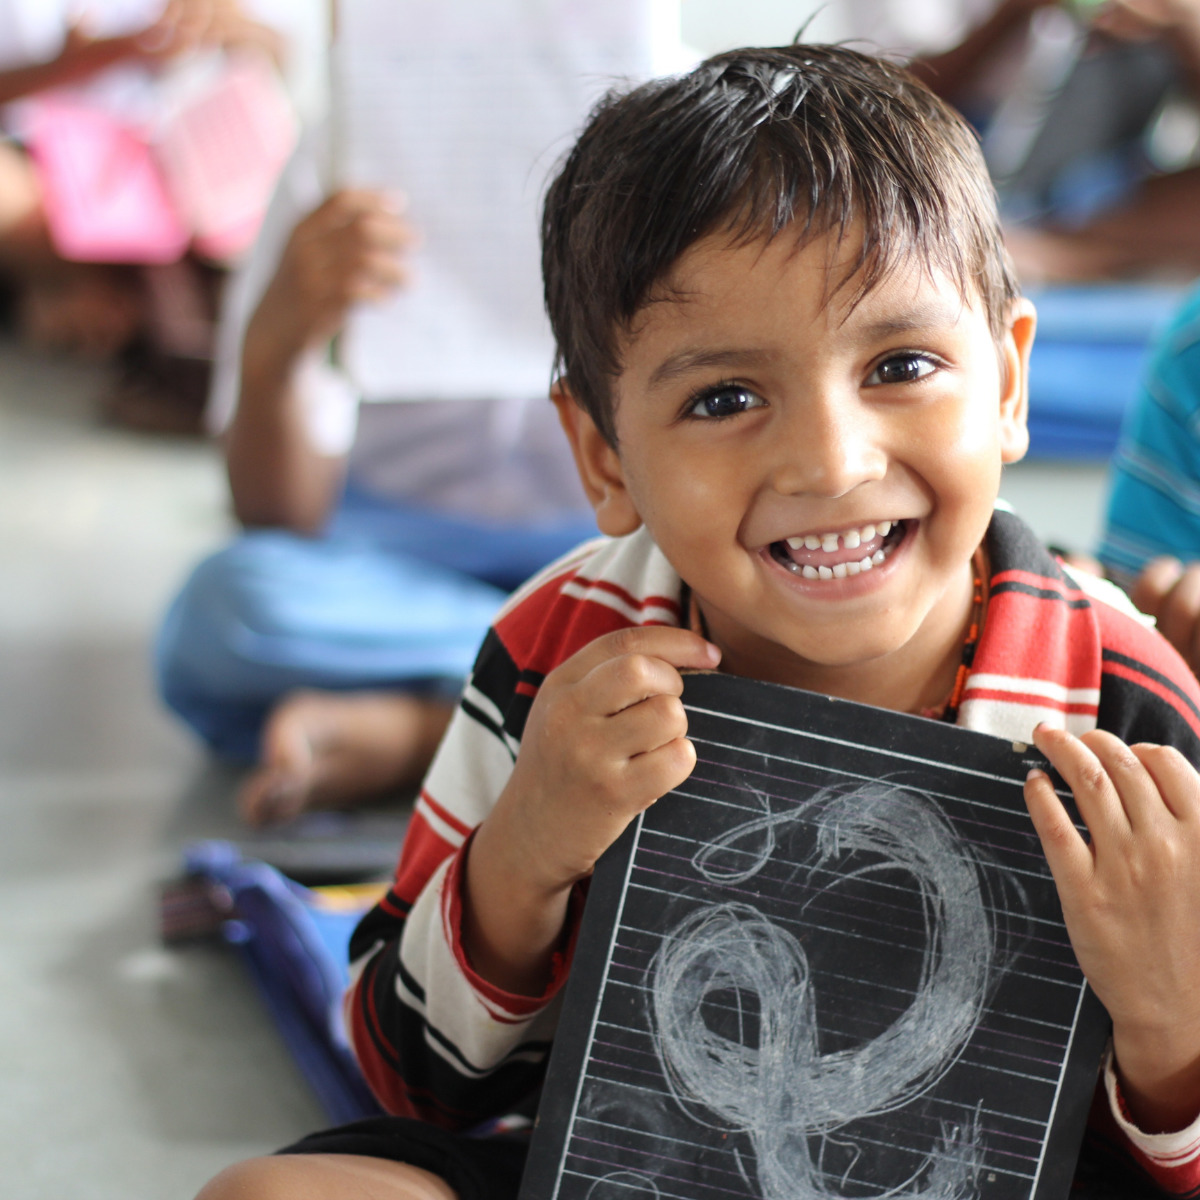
[{"x1": 768, "y1": 396, "x2": 888, "y2": 498}]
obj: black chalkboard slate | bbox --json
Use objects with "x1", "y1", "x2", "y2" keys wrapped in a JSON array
[{"x1": 520, "y1": 672, "x2": 1109, "y2": 1200}]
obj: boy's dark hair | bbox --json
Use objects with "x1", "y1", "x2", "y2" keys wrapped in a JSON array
[{"x1": 542, "y1": 44, "x2": 1020, "y2": 446}]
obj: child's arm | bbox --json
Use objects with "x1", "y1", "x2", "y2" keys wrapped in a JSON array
[
  {"x1": 344, "y1": 609, "x2": 721, "y2": 1124},
  {"x1": 0, "y1": 27, "x2": 163, "y2": 107},
  {"x1": 907, "y1": 0, "x2": 1056, "y2": 102},
  {"x1": 463, "y1": 627, "x2": 722, "y2": 995},
  {"x1": 225, "y1": 190, "x2": 413, "y2": 532},
  {"x1": 1025, "y1": 726, "x2": 1200, "y2": 1133},
  {"x1": 1091, "y1": 1, "x2": 1200, "y2": 98},
  {"x1": 0, "y1": 0, "x2": 263, "y2": 108}
]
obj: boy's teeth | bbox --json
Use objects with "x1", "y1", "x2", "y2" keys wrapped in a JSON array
[
  {"x1": 784, "y1": 520, "x2": 898, "y2": 554},
  {"x1": 784, "y1": 546, "x2": 894, "y2": 581}
]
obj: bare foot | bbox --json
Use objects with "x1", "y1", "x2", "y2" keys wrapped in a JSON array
[{"x1": 238, "y1": 690, "x2": 456, "y2": 827}]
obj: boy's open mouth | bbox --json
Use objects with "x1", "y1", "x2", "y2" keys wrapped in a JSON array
[{"x1": 770, "y1": 519, "x2": 908, "y2": 580}]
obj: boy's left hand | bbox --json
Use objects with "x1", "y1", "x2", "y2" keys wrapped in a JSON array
[{"x1": 1025, "y1": 726, "x2": 1200, "y2": 1133}]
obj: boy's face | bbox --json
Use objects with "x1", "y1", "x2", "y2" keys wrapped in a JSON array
[{"x1": 558, "y1": 225, "x2": 1035, "y2": 707}]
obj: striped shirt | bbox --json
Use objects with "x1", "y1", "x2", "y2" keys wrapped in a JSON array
[{"x1": 347, "y1": 507, "x2": 1200, "y2": 1194}]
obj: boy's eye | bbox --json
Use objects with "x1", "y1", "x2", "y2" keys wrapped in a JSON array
[
  {"x1": 687, "y1": 385, "x2": 766, "y2": 419},
  {"x1": 867, "y1": 353, "x2": 937, "y2": 386}
]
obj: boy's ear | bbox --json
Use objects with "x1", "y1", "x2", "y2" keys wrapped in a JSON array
[
  {"x1": 551, "y1": 381, "x2": 643, "y2": 537},
  {"x1": 998, "y1": 297, "x2": 1036, "y2": 465}
]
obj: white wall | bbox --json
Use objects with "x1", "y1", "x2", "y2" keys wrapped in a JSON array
[
  {"x1": 679, "y1": 0, "x2": 989, "y2": 57},
  {"x1": 681, "y1": 0, "x2": 850, "y2": 54}
]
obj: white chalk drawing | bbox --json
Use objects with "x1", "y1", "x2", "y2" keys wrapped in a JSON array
[
  {"x1": 585, "y1": 1170, "x2": 663, "y2": 1199},
  {"x1": 649, "y1": 784, "x2": 1018, "y2": 1199}
]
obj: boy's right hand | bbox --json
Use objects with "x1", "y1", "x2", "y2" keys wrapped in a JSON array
[
  {"x1": 501, "y1": 626, "x2": 722, "y2": 888},
  {"x1": 464, "y1": 627, "x2": 721, "y2": 993},
  {"x1": 253, "y1": 190, "x2": 415, "y2": 364}
]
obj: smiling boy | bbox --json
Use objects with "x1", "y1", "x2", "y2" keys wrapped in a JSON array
[{"x1": 198, "y1": 45, "x2": 1200, "y2": 1200}]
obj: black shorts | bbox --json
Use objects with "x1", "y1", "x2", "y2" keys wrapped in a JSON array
[{"x1": 279, "y1": 1117, "x2": 529, "y2": 1200}]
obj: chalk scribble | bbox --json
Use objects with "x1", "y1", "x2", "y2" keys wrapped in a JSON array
[
  {"x1": 585, "y1": 1170, "x2": 663, "y2": 1199},
  {"x1": 649, "y1": 784, "x2": 1004, "y2": 1199}
]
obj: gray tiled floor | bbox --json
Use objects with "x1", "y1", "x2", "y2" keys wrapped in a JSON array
[{"x1": 0, "y1": 335, "x2": 1111, "y2": 1198}]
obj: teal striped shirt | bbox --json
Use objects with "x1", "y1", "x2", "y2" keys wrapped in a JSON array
[{"x1": 1101, "y1": 283, "x2": 1200, "y2": 587}]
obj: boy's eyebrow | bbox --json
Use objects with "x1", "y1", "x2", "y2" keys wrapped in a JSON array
[
  {"x1": 647, "y1": 348, "x2": 776, "y2": 388},
  {"x1": 853, "y1": 299, "x2": 965, "y2": 340},
  {"x1": 645, "y1": 301, "x2": 967, "y2": 389}
]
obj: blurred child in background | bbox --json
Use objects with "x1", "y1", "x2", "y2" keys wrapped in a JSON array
[
  {"x1": 833, "y1": 0, "x2": 1200, "y2": 281},
  {"x1": 156, "y1": 0, "x2": 676, "y2": 824},
  {"x1": 0, "y1": 0, "x2": 289, "y2": 353},
  {"x1": 1099, "y1": 282, "x2": 1200, "y2": 673}
]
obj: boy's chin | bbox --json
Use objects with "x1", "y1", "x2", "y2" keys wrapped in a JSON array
[{"x1": 719, "y1": 627, "x2": 903, "y2": 685}]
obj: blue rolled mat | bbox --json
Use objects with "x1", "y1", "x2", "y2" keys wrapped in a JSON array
[{"x1": 175, "y1": 841, "x2": 385, "y2": 1124}]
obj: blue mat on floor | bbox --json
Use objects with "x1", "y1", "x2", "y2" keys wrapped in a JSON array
[
  {"x1": 172, "y1": 841, "x2": 386, "y2": 1124},
  {"x1": 1025, "y1": 283, "x2": 1186, "y2": 461}
]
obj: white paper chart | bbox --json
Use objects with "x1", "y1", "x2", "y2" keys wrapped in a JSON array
[{"x1": 332, "y1": 0, "x2": 658, "y2": 402}]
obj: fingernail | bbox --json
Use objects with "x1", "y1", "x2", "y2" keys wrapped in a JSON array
[
  {"x1": 705, "y1": 641, "x2": 721, "y2": 664},
  {"x1": 1026, "y1": 768, "x2": 1048, "y2": 784}
]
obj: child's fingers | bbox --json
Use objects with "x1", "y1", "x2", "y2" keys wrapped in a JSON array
[
  {"x1": 1032, "y1": 725, "x2": 1139, "y2": 841},
  {"x1": 306, "y1": 192, "x2": 405, "y2": 243},
  {"x1": 348, "y1": 275, "x2": 407, "y2": 306},
  {"x1": 602, "y1": 692, "x2": 690, "y2": 761},
  {"x1": 621, "y1": 735, "x2": 698, "y2": 808},
  {"x1": 1078, "y1": 728, "x2": 1171, "y2": 834},
  {"x1": 1034, "y1": 725, "x2": 1177, "y2": 843},
  {"x1": 583, "y1": 651, "x2": 688, "y2": 718},
  {"x1": 558, "y1": 626, "x2": 721, "y2": 688},
  {"x1": 363, "y1": 249, "x2": 410, "y2": 286},
  {"x1": 346, "y1": 255, "x2": 410, "y2": 301},
  {"x1": 357, "y1": 210, "x2": 418, "y2": 250},
  {"x1": 1130, "y1": 742, "x2": 1200, "y2": 822},
  {"x1": 317, "y1": 189, "x2": 389, "y2": 220},
  {"x1": 323, "y1": 218, "x2": 414, "y2": 267},
  {"x1": 1023, "y1": 766, "x2": 1092, "y2": 885}
]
